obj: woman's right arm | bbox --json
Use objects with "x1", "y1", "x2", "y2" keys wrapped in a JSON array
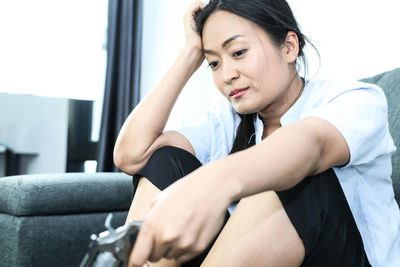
[{"x1": 113, "y1": 1, "x2": 205, "y2": 175}]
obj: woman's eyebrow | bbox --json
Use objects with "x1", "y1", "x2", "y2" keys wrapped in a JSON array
[
  {"x1": 222, "y1": 34, "x2": 244, "y2": 48},
  {"x1": 203, "y1": 34, "x2": 245, "y2": 55}
]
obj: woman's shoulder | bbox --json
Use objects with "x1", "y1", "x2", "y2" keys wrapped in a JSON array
[
  {"x1": 303, "y1": 77, "x2": 386, "y2": 105},
  {"x1": 306, "y1": 77, "x2": 383, "y2": 94}
]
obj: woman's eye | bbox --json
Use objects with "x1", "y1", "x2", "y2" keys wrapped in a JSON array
[
  {"x1": 208, "y1": 61, "x2": 219, "y2": 69},
  {"x1": 233, "y1": 49, "x2": 247, "y2": 57}
]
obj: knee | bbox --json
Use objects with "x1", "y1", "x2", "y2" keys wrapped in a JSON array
[
  {"x1": 149, "y1": 146, "x2": 195, "y2": 164},
  {"x1": 132, "y1": 146, "x2": 202, "y2": 192},
  {"x1": 146, "y1": 146, "x2": 202, "y2": 176},
  {"x1": 148, "y1": 146, "x2": 180, "y2": 163}
]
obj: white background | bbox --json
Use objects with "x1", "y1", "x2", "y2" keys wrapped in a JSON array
[
  {"x1": 1, "y1": 0, "x2": 399, "y2": 119},
  {"x1": 0, "y1": 0, "x2": 108, "y2": 175},
  {"x1": 0, "y1": 0, "x2": 108, "y2": 100}
]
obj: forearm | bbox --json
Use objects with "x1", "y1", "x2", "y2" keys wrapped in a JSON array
[
  {"x1": 202, "y1": 122, "x2": 323, "y2": 203},
  {"x1": 114, "y1": 46, "x2": 203, "y2": 168}
]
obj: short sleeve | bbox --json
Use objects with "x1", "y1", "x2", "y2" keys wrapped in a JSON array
[
  {"x1": 175, "y1": 97, "x2": 238, "y2": 165},
  {"x1": 175, "y1": 110, "x2": 212, "y2": 164},
  {"x1": 305, "y1": 85, "x2": 396, "y2": 166}
]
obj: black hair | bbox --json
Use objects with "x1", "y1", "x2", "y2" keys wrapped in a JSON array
[{"x1": 195, "y1": 0, "x2": 315, "y2": 154}]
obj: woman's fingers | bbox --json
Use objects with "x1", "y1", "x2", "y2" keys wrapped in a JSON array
[
  {"x1": 187, "y1": 0, "x2": 206, "y2": 15},
  {"x1": 129, "y1": 222, "x2": 155, "y2": 267},
  {"x1": 183, "y1": 0, "x2": 206, "y2": 49},
  {"x1": 129, "y1": 220, "x2": 198, "y2": 265},
  {"x1": 163, "y1": 230, "x2": 200, "y2": 260}
]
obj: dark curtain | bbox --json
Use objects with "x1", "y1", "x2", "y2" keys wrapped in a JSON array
[{"x1": 97, "y1": 0, "x2": 143, "y2": 172}]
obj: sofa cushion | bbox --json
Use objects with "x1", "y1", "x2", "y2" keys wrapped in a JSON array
[
  {"x1": 0, "y1": 211, "x2": 128, "y2": 267},
  {"x1": 361, "y1": 68, "x2": 400, "y2": 203},
  {"x1": 0, "y1": 172, "x2": 133, "y2": 216}
]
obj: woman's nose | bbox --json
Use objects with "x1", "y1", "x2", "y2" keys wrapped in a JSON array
[{"x1": 222, "y1": 64, "x2": 239, "y2": 84}]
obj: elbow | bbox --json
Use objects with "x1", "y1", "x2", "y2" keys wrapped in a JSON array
[
  {"x1": 113, "y1": 148, "x2": 141, "y2": 175},
  {"x1": 113, "y1": 151, "x2": 125, "y2": 171},
  {"x1": 113, "y1": 150, "x2": 128, "y2": 173}
]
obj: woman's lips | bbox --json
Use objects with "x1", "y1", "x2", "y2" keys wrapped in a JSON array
[{"x1": 229, "y1": 87, "x2": 249, "y2": 99}]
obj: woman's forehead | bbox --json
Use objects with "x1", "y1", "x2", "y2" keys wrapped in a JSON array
[{"x1": 202, "y1": 11, "x2": 266, "y2": 49}]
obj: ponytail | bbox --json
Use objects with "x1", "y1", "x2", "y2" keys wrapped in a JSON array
[{"x1": 229, "y1": 113, "x2": 257, "y2": 154}]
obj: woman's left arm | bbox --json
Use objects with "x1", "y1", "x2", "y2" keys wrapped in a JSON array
[
  {"x1": 129, "y1": 117, "x2": 350, "y2": 266},
  {"x1": 214, "y1": 116, "x2": 350, "y2": 199}
]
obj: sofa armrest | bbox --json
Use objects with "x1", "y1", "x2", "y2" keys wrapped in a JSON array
[
  {"x1": 0, "y1": 172, "x2": 133, "y2": 216},
  {"x1": 0, "y1": 172, "x2": 134, "y2": 267}
]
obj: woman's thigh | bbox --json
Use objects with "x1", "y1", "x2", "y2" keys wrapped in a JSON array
[
  {"x1": 126, "y1": 177, "x2": 161, "y2": 222},
  {"x1": 203, "y1": 169, "x2": 370, "y2": 267},
  {"x1": 127, "y1": 146, "x2": 217, "y2": 267},
  {"x1": 128, "y1": 145, "x2": 203, "y2": 222},
  {"x1": 201, "y1": 191, "x2": 305, "y2": 267}
]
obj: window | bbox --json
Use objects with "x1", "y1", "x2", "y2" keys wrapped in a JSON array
[{"x1": 0, "y1": 0, "x2": 108, "y2": 100}]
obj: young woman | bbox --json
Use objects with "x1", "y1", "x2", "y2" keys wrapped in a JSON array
[{"x1": 114, "y1": 0, "x2": 400, "y2": 266}]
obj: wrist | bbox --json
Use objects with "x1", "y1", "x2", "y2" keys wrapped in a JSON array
[
  {"x1": 204, "y1": 158, "x2": 244, "y2": 205},
  {"x1": 180, "y1": 45, "x2": 204, "y2": 72}
]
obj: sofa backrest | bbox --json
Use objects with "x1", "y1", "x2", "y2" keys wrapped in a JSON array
[{"x1": 361, "y1": 68, "x2": 400, "y2": 204}]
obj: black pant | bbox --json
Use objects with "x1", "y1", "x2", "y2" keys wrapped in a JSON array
[{"x1": 133, "y1": 146, "x2": 370, "y2": 266}]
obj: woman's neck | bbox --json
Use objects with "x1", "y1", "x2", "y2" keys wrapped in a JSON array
[{"x1": 258, "y1": 73, "x2": 304, "y2": 134}]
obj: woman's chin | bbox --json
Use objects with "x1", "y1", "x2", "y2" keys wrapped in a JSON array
[{"x1": 232, "y1": 103, "x2": 256, "y2": 115}]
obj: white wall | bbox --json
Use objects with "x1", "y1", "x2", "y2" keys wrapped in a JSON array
[
  {"x1": 0, "y1": 0, "x2": 108, "y2": 100},
  {"x1": 289, "y1": 0, "x2": 400, "y2": 80},
  {"x1": 141, "y1": 0, "x2": 221, "y2": 130},
  {"x1": 0, "y1": 93, "x2": 68, "y2": 176},
  {"x1": 141, "y1": 0, "x2": 400, "y2": 128},
  {"x1": 0, "y1": 1, "x2": 107, "y2": 176}
]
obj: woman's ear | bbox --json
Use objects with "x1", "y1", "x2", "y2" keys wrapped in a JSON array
[{"x1": 283, "y1": 31, "x2": 300, "y2": 63}]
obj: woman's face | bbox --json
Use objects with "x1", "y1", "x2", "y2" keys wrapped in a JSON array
[{"x1": 202, "y1": 10, "x2": 297, "y2": 115}]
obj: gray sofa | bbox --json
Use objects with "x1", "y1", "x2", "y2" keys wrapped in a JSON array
[
  {"x1": 0, "y1": 68, "x2": 399, "y2": 267},
  {"x1": 0, "y1": 173, "x2": 133, "y2": 267}
]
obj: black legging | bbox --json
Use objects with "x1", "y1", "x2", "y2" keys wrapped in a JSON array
[{"x1": 132, "y1": 146, "x2": 370, "y2": 266}]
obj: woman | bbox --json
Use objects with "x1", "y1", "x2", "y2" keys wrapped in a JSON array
[{"x1": 114, "y1": 0, "x2": 400, "y2": 266}]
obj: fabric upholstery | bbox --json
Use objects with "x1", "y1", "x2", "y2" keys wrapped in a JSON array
[
  {"x1": 0, "y1": 172, "x2": 133, "y2": 267},
  {"x1": 0, "y1": 173, "x2": 132, "y2": 216},
  {"x1": 0, "y1": 212, "x2": 127, "y2": 267}
]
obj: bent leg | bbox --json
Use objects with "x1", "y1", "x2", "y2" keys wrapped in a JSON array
[
  {"x1": 202, "y1": 169, "x2": 370, "y2": 267},
  {"x1": 127, "y1": 146, "x2": 215, "y2": 267},
  {"x1": 127, "y1": 176, "x2": 178, "y2": 267},
  {"x1": 127, "y1": 145, "x2": 203, "y2": 223},
  {"x1": 201, "y1": 191, "x2": 305, "y2": 267},
  {"x1": 126, "y1": 177, "x2": 160, "y2": 222}
]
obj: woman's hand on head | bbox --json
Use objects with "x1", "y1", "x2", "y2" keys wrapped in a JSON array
[
  {"x1": 182, "y1": 1, "x2": 206, "y2": 58},
  {"x1": 128, "y1": 167, "x2": 231, "y2": 266}
]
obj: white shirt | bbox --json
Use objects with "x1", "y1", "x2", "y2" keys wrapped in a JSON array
[{"x1": 177, "y1": 79, "x2": 400, "y2": 266}]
